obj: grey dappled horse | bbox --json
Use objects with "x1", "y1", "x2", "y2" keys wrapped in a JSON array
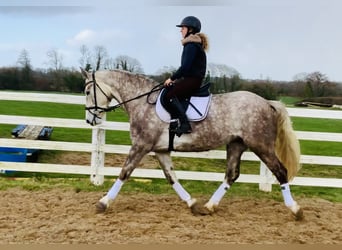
[{"x1": 82, "y1": 69, "x2": 303, "y2": 220}]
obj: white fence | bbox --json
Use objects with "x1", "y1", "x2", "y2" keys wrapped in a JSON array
[{"x1": 0, "y1": 91, "x2": 341, "y2": 191}]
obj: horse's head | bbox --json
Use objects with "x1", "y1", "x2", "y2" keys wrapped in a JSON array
[{"x1": 81, "y1": 69, "x2": 112, "y2": 126}]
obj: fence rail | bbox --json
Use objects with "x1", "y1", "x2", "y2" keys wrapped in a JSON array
[{"x1": 0, "y1": 91, "x2": 341, "y2": 190}]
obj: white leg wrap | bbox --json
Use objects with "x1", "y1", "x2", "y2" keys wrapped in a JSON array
[
  {"x1": 209, "y1": 182, "x2": 230, "y2": 205},
  {"x1": 172, "y1": 182, "x2": 192, "y2": 203},
  {"x1": 99, "y1": 195, "x2": 112, "y2": 207},
  {"x1": 281, "y1": 183, "x2": 295, "y2": 207},
  {"x1": 107, "y1": 179, "x2": 124, "y2": 200}
]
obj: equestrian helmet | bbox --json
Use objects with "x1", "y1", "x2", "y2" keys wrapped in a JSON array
[{"x1": 176, "y1": 16, "x2": 201, "y2": 33}]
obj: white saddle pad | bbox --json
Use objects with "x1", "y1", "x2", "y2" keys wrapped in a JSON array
[{"x1": 156, "y1": 93, "x2": 212, "y2": 123}]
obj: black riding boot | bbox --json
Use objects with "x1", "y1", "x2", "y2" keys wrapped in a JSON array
[{"x1": 168, "y1": 98, "x2": 192, "y2": 137}]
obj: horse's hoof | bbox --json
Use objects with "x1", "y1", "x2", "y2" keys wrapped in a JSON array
[
  {"x1": 204, "y1": 200, "x2": 217, "y2": 213},
  {"x1": 288, "y1": 202, "x2": 304, "y2": 221},
  {"x1": 191, "y1": 202, "x2": 213, "y2": 216},
  {"x1": 187, "y1": 198, "x2": 197, "y2": 208},
  {"x1": 95, "y1": 202, "x2": 107, "y2": 214},
  {"x1": 293, "y1": 208, "x2": 304, "y2": 221}
]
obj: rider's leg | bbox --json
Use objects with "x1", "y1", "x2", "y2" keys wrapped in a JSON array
[
  {"x1": 164, "y1": 77, "x2": 201, "y2": 136},
  {"x1": 168, "y1": 97, "x2": 192, "y2": 136}
]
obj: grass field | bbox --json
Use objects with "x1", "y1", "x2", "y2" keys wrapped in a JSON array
[{"x1": 0, "y1": 97, "x2": 341, "y2": 202}]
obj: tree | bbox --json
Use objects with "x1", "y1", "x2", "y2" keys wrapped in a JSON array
[
  {"x1": 151, "y1": 66, "x2": 176, "y2": 83},
  {"x1": 0, "y1": 67, "x2": 20, "y2": 90},
  {"x1": 17, "y1": 49, "x2": 31, "y2": 69},
  {"x1": 207, "y1": 63, "x2": 239, "y2": 77},
  {"x1": 46, "y1": 48, "x2": 64, "y2": 71},
  {"x1": 63, "y1": 70, "x2": 84, "y2": 92},
  {"x1": 93, "y1": 45, "x2": 108, "y2": 70},
  {"x1": 292, "y1": 72, "x2": 308, "y2": 82},
  {"x1": 304, "y1": 71, "x2": 330, "y2": 97},
  {"x1": 79, "y1": 45, "x2": 92, "y2": 71},
  {"x1": 230, "y1": 74, "x2": 242, "y2": 92},
  {"x1": 16, "y1": 49, "x2": 33, "y2": 89},
  {"x1": 46, "y1": 48, "x2": 64, "y2": 90},
  {"x1": 242, "y1": 81, "x2": 278, "y2": 100},
  {"x1": 155, "y1": 65, "x2": 176, "y2": 76},
  {"x1": 113, "y1": 55, "x2": 144, "y2": 73}
]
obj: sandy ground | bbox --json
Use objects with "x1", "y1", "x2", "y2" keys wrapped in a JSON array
[{"x1": 0, "y1": 188, "x2": 341, "y2": 244}]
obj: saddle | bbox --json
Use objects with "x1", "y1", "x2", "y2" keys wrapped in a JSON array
[{"x1": 156, "y1": 83, "x2": 212, "y2": 123}]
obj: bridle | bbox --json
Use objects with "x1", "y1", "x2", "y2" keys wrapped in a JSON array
[
  {"x1": 84, "y1": 71, "x2": 112, "y2": 123},
  {"x1": 85, "y1": 71, "x2": 164, "y2": 121}
]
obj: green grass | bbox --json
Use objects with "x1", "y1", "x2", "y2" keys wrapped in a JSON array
[
  {"x1": 300, "y1": 140, "x2": 341, "y2": 156},
  {"x1": 292, "y1": 117, "x2": 342, "y2": 133},
  {"x1": 279, "y1": 96, "x2": 301, "y2": 105},
  {"x1": 0, "y1": 97, "x2": 341, "y2": 203},
  {"x1": 0, "y1": 100, "x2": 129, "y2": 121}
]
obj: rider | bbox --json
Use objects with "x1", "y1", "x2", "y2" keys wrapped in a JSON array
[{"x1": 164, "y1": 16, "x2": 209, "y2": 136}]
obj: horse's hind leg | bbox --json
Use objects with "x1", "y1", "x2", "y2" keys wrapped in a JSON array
[
  {"x1": 255, "y1": 150, "x2": 303, "y2": 220},
  {"x1": 155, "y1": 152, "x2": 197, "y2": 208},
  {"x1": 205, "y1": 139, "x2": 247, "y2": 212}
]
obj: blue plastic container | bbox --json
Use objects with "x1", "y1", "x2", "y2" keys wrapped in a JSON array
[{"x1": 0, "y1": 147, "x2": 28, "y2": 174}]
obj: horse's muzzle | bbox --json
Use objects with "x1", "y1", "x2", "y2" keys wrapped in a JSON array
[
  {"x1": 86, "y1": 119, "x2": 95, "y2": 126},
  {"x1": 86, "y1": 117, "x2": 102, "y2": 126}
]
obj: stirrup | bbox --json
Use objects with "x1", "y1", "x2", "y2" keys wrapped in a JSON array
[
  {"x1": 175, "y1": 122, "x2": 192, "y2": 137},
  {"x1": 169, "y1": 119, "x2": 180, "y2": 133}
]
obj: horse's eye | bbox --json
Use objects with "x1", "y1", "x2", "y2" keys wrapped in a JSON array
[{"x1": 86, "y1": 91, "x2": 90, "y2": 95}]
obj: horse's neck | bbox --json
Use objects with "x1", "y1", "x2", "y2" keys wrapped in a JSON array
[{"x1": 108, "y1": 71, "x2": 156, "y2": 113}]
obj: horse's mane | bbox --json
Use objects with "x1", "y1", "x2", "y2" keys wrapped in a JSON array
[{"x1": 107, "y1": 69, "x2": 158, "y2": 87}]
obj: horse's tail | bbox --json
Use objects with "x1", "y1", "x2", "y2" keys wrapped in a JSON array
[{"x1": 269, "y1": 101, "x2": 301, "y2": 181}]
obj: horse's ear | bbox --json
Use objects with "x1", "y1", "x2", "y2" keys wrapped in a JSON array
[{"x1": 80, "y1": 67, "x2": 90, "y2": 79}]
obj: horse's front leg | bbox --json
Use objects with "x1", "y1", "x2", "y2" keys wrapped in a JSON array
[
  {"x1": 155, "y1": 152, "x2": 197, "y2": 208},
  {"x1": 96, "y1": 144, "x2": 149, "y2": 213}
]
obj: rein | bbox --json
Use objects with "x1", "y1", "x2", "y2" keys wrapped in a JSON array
[
  {"x1": 85, "y1": 71, "x2": 164, "y2": 113},
  {"x1": 105, "y1": 83, "x2": 164, "y2": 112}
]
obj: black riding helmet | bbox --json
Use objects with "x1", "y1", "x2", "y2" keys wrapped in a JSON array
[{"x1": 176, "y1": 16, "x2": 201, "y2": 33}]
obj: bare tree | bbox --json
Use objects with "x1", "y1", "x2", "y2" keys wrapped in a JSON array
[
  {"x1": 114, "y1": 55, "x2": 144, "y2": 73},
  {"x1": 207, "y1": 63, "x2": 239, "y2": 78},
  {"x1": 292, "y1": 72, "x2": 308, "y2": 82},
  {"x1": 16, "y1": 49, "x2": 32, "y2": 89},
  {"x1": 93, "y1": 45, "x2": 108, "y2": 70},
  {"x1": 46, "y1": 48, "x2": 64, "y2": 71},
  {"x1": 79, "y1": 44, "x2": 91, "y2": 71},
  {"x1": 305, "y1": 71, "x2": 330, "y2": 97},
  {"x1": 103, "y1": 57, "x2": 117, "y2": 70},
  {"x1": 17, "y1": 49, "x2": 31, "y2": 69},
  {"x1": 155, "y1": 65, "x2": 176, "y2": 76}
]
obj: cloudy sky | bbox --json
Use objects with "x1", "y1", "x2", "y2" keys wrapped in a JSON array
[{"x1": 0, "y1": 0, "x2": 341, "y2": 81}]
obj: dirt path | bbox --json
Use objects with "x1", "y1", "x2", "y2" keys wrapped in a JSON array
[{"x1": 0, "y1": 188, "x2": 341, "y2": 244}]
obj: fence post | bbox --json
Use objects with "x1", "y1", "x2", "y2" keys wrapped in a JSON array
[
  {"x1": 90, "y1": 117, "x2": 106, "y2": 185},
  {"x1": 258, "y1": 161, "x2": 274, "y2": 192}
]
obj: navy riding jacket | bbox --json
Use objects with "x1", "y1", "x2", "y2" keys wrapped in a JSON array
[{"x1": 171, "y1": 42, "x2": 207, "y2": 81}]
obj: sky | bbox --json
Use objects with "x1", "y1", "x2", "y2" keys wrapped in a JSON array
[{"x1": 0, "y1": 0, "x2": 342, "y2": 82}]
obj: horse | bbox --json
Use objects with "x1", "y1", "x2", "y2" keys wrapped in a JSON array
[{"x1": 82, "y1": 69, "x2": 303, "y2": 220}]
